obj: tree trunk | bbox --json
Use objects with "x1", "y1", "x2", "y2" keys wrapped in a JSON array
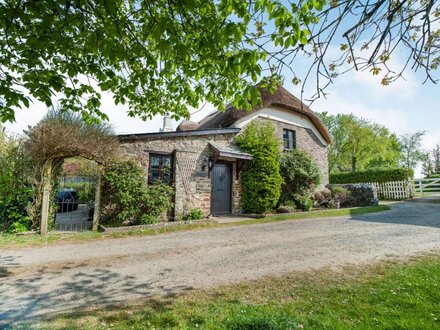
[{"x1": 351, "y1": 156, "x2": 357, "y2": 172}]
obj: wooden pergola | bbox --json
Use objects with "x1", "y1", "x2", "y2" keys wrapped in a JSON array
[{"x1": 24, "y1": 110, "x2": 119, "y2": 236}]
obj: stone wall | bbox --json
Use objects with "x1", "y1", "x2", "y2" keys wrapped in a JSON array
[
  {"x1": 120, "y1": 133, "x2": 242, "y2": 219},
  {"x1": 253, "y1": 117, "x2": 329, "y2": 185},
  {"x1": 119, "y1": 115, "x2": 329, "y2": 219},
  {"x1": 328, "y1": 183, "x2": 379, "y2": 207}
]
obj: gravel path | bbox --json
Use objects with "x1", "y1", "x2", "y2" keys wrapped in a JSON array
[{"x1": 1, "y1": 198, "x2": 440, "y2": 326}]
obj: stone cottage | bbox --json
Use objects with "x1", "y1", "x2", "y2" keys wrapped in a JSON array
[{"x1": 119, "y1": 86, "x2": 332, "y2": 219}]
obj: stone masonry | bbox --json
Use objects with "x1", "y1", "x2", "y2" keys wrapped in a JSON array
[
  {"x1": 120, "y1": 133, "x2": 242, "y2": 219},
  {"x1": 120, "y1": 116, "x2": 329, "y2": 220}
]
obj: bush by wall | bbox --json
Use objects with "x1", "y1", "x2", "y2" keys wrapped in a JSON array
[
  {"x1": 0, "y1": 142, "x2": 34, "y2": 233},
  {"x1": 235, "y1": 121, "x2": 283, "y2": 214},
  {"x1": 279, "y1": 149, "x2": 322, "y2": 203},
  {"x1": 101, "y1": 160, "x2": 174, "y2": 226},
  {"x1": 330, "y1": 168, "x2": 414, "y2": 184}
]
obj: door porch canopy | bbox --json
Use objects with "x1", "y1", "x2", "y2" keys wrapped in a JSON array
[{"x1": 208, "y1": 142, "x2": 252, "y2": 179}]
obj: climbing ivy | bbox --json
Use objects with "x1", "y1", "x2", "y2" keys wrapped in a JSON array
[{"x1": 235, "y1": 121, "x2": 282, "y2": 214}]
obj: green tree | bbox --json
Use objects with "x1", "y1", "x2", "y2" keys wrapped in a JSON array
[
  {"x1": 0, "y1": 124, "x2": 11, "y2": 154},
  {"x1": 399, "y1": 131, "x2": 426, "y2": 171},
  {"x1": 235, "y1": 121, "x2": 282, "y2": 214},
  {"x1": 0, "y1": 0, "x2": 437, "y2": 122},
  {"x1": 421, "y1": 142, "x2": 440, "y2": 178},
  {"x1": 318, "y1": 112, "x2": 401, "y2": 172}
]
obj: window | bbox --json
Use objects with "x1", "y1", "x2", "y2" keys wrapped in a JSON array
[
  {"x1": 283, "y1": 129, "x2": 296, "y2": 150},
  {"x1": 149, "y1": 154, "x2": 173, "y2": 184}
]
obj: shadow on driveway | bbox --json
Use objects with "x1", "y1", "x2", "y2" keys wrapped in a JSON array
[
  {"x1": 0, "y1": 258, "x2": 192, "y2": 328},
  {"x1": 350, "y1": 198, "x2": 440, "y2": 228}
]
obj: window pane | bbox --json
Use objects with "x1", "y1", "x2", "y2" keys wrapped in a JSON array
[
  {"x1": 288, "y1": 131, "x2": 293, "y2": 149},
  {"x1": 150, "y1": 156, "x2": 160, "y2": 168},
  {"x1": 150, "y1": 169, "x2": 160, "y2": 182},
  {"x1": 149, "y1": 154, "x2": 173, "y2": 184},
  {"x1": 162, "y1": 156, "x2": 171, "y2": 167},
  {"x1": 283, "y1": 130, "x2": 289, "y2": 149}
]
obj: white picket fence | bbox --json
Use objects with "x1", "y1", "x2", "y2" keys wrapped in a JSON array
[
  {"x1": 367, "y1": 179, "x2": 413, "y2": 200},
  {"x1": 414, "y1": 178, "x2": 440, "y2": 195}
]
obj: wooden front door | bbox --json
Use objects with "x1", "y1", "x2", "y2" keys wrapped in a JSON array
[{"x1": 211, "y1": 163, "x2": 232, "y2": 215}]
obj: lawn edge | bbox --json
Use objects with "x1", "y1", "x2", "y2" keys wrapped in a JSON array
[{"x1": 0, "y1": 205, "x2": 390, "y2": 250}]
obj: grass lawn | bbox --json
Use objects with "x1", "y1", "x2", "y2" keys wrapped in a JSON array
[
  {"x1": 0, "y1": 205, "x2": 390, "y2": 250},
  {"x1": 40, "y1": 254, "x2": 440, "y2": 329}
]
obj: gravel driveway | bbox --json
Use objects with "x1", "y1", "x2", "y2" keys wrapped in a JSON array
[{"x1": 1, "y1": 198, "x2": 440, "y2": 326}]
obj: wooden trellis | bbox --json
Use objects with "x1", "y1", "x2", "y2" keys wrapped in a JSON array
[{"x1": 175, "y1": 156, "x2": 198, "y2": 196}]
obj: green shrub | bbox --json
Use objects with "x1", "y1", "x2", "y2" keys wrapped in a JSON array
[
  {"x1": 293, "y1": 195, "x2": 313, "y2": 211},
  {"x1": 279, "y1": 149, "x2": 322, "y2": 203},
  {"x1": 235, "y1": 121, "x2": 283, "y2": 214},
  {"x1": 101, "y1": 160, "x2": 173, "y2": 226},
  {"x1": 140, "y1": 214, "x2": 157, "y2": 225},
  {"x1": 330, "y1": 168, "x2": 413, "y2": 184},
  {"x1": 277, "y1": 200, "x2": 296, "y2": 213},
  {"x1": 0, "y1": 142, "x2": 34, "y2": 233},
  {"x1": 185, "y1": 208, "x2": 204, "y2": 220}
]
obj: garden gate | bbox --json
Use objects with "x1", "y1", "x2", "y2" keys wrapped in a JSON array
[
  {"x1": 54, "y1": 176, "x2": 97, "y2": 231},
  {"x1": 414, "y1": 178, "x2": 440, "y2": 196}
]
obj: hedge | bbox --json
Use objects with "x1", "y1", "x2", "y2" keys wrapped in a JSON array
[{"x1": 330, "y1": 168, "x2": 414, "y2": 184}]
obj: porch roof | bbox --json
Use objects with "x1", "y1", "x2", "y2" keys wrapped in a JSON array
[{"x1": 209, "y1": 142, "x2": 252, "y2": 160}]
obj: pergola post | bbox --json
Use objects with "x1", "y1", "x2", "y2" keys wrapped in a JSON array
[
  {"x1": 92, "y1": 164, "x2": 103, "y2": 231},
  {"x1": 40, "y1": 161, "x2": 53, "y2": 236}
]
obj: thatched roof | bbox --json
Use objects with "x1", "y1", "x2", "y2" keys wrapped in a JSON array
[
  {"x1": 176, "y1": 120, "x2": 199, "y2": 131},
  {"x1": 197, "y1": 85, "x2": 332, "y2": 144}
]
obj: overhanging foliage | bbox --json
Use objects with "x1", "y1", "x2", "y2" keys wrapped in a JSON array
[{"x1": 0, "y1": 0, "x2": 437, "y2": 122}]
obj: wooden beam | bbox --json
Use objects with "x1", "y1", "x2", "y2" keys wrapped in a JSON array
[
  {"x1": 92, "y1": 164, "x2": 103, "y2": 231},
  {"x1": 40, "y1": 161, "x2": 52, "y2": 236}
]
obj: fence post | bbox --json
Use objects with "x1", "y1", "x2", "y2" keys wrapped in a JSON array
[
  {"x1": 92, "y1": 164, "x2": 103, "y2": 231},
  {"x1": 40, "y1": 161, "x2": 53, "y2": 236},
  {"x1": 420, "y1": 179, "x2": 423, "y2": 196},
  {"x1": 407, "y1": 177, "x2": 413, "y2": 198}
]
